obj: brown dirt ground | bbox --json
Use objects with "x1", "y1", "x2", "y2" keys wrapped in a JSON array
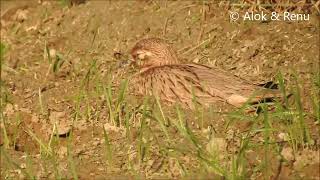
[{"x1": 1, "y1": 0, "x2": 319, "y2": 179}]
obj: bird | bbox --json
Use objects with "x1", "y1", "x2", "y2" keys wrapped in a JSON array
[{"x1": 129, "y1": 37, "x2": 284, "y2": 109}]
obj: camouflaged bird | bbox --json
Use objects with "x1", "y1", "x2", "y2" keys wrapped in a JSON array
[{"x1": 129, "y1": 38, "x2": 283, "y2": 109}]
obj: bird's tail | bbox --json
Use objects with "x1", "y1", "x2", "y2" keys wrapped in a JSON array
[{"x1": 246, "y1": 88, "x2": 293, "y2": 113}]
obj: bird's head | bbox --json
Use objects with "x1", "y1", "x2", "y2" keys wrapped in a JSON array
[{"x1": 131, "y1": 38, "x2": 179, "y2": 71}]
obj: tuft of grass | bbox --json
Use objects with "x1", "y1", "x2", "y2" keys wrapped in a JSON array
[
  {"x1": 0, "y1": 41, "x2": 10, "y2": 148},
  {"x1": 172, "y1": 105, "x2": 227, "y2": 177},
  {"x1": 261, "y1": 103, "x2": 271, "y2": 179},
  {"x1": 174, "y1": 106, "x2": 201, "y2": 150},
  {"x1": 290, "y1": 72, "x2": 312, "y2": 146},
  {"x1": 104, "y1": 78, "x2": 128, "y2": 126},
  {"x1": 43, "y1": 42, "x2": 66, "y2": 77},
  {"x1": 52, "y1": 53, "x2": 65, "y2": 74},
  {"x1": 66, "y1": 128, "x2": 78, "y2": 180},
  {"x1": 0, "y1": 42, "x2": 6, "y2": 63},
  {"x1": 137, "y1": 98, "x2": 150, "y2": 166},
  {"x1": 59, "y1": 0, "x2": 70, "y2": 7},
  {"x1": 103, "y1": 126, "x2": 113, "y2": 166},
  {"x1": 310, "y1": 71, "x2": 320, "y2": 124},
  {"x1": 154, "y1": 96, "x2": 171, "y2": 141},
  {"x1": 25, "y1": 128, "x2": 52, "y2": 156}
]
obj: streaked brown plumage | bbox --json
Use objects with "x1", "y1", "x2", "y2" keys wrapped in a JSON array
[{"x1": 130, "y1": 38, "x2": 282, "y2": 108}]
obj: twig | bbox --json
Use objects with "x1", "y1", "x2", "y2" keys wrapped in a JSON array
[
  {"x1": 177, "y1": 45, "x2": 192, "y2": 54},
  {"x1": 182, "y1": 35, "x2": 216, "y2": 55},
  {"x1": 197, "y1": 2, "x2": 206, "y2": 44},
  {"x1": 178, "y1": 27, "x2": 217, "y2": 53},
  {"x1": 162, "y1": 4, "x2": 198, "y2": 37},
  {"x1": 162, "y1": 17, "x2": 168, "y2": 36}
]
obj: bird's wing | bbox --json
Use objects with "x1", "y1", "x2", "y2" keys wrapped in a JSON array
[{"x1": 185, "y1": 63, "x2": 284, "y2": 107}]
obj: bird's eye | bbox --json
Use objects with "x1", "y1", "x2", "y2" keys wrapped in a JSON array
[
  {"x1": 138, "y1": 53, "x2": 146, "y2": 60},
  {"x1": 135, "y1": 50, "x2": 152, "y2": 61}
]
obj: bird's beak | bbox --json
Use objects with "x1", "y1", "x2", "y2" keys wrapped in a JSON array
[{"x1": 116, "y1": 58, "x2": 135, "y2": 68}]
